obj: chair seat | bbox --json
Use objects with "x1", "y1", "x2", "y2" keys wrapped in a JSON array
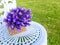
[{"x1": 0, "y1": 21, "x2": 47, "y2": 45}]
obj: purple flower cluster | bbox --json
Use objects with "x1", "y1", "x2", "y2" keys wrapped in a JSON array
[{"x1": 4, "y1": 7, "x2": 32, "y2": 31}]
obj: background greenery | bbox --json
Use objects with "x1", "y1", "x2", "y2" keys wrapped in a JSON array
[
  {"x1": 0, "y1": 0, "x2": 60, "y2": 45},
  {"x1": 17, "y1": 0, "x2": 60, "y2": 45}
]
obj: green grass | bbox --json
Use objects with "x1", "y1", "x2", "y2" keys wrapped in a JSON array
[
  {"x1": 0, "y1": 0, "x2": 60, "y2": 45},
  {"x1": 17, "y1": 0, "x2": 60, "y2": 45}
]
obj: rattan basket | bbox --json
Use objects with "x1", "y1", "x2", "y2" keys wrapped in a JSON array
[{"x1": 8, "y1": 26, "x2": 26, "y2": 35}]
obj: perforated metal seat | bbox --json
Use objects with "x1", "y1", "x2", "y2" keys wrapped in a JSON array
[
  {"x1": 0, "y1": 21, "x2": 47, "y2": 45},
  {"x1": 0, "y1": 0, "x2": 47, "y2": 45}
]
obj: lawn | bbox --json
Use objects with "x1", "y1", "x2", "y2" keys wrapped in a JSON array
[{"x1": 16, "y1": 0, "x2": 60, "y2": 45}]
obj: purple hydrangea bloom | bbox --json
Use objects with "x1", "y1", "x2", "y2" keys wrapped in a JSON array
[{"x1": 4, "y1": 7, "x2": 32, "y2": 31}]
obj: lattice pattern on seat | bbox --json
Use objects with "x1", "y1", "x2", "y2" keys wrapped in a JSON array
[{"x1": 0, "y1": 21, "x2": 41, "y2": 45}]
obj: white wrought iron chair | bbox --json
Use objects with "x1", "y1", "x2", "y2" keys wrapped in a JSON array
[{"x1": 0, "y1": 0, "x2": 47, "y2": 45}]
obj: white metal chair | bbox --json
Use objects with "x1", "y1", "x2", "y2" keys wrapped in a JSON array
[
  {"x1": 0, "y1": 0, "x2": 16, "y2": 23},
  {"x1": 0, "y1": 0, "x2": 47, "y2": 45}
]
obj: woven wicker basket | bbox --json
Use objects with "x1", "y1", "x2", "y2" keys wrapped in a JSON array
[{"x1": 8, "y1": 26, "x2": 26, "y2": 35}]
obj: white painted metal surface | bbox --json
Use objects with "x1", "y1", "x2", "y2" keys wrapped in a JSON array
[
  {"x1": 0, "y1": 0, "x2": 16, "y2": 24},
  {"x1": 4, "y1": 0, "x2": 16, "y2": 16},
  {"x1": 0, "y1": 0, "x2": 16, "y2": 17},
  {"x1": 0, "y1": 0, "x2": 4, "y2": 13},
  {"x1": 0, "y1": 0, "x2": 47, "y2": 45},
  {"x1": 0, "y1": 21, "x2": 47, "y2": 45}
]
